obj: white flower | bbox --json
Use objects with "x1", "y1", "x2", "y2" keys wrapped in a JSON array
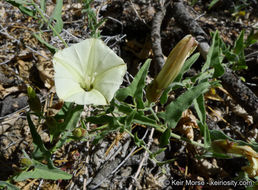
[{"x1": 53, "y1": 38, "x2": 127, "y2": 105}]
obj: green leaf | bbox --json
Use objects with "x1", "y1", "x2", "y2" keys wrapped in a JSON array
[
  {"x1": 125, "y1": 110, "x2": 136, "y2": 130},
  {"x1": 202, "y1": 31, "x2": 224, "y2": 78},
  {"x1": 208, "y1": 0, "x2": 220, "y2": 9},
  {"x1": 86, "y1": 115, "x2": 114, "y2": 124},
  {"x1": 116, "y1": 101, "x2": 134, "y2": 114},
  {"x1": 193, "y1": 70, "x2": 213, "y2": 84},
  {"x1": 58, "y1": 104, "x2": 83, "y2": 131},
  {"x1": 224, "y1": 50, "x2": 237, "y2": 62},
  {"x1": 13, "y1": 161, "x2": 71, "y2": 181},
  {"x1": 150, "y1": 147, "x2": 167, "y2": 159},
  {"x1": 245, "y1": 30, "x2": 258, "y2": 46},
  {"x1": 159, "y1": 128, "x2": 171, "y2": 147},
  {"x1": 116, "y1": 59, "x2": 151, "y2": 108},
  {"x1": 52, "y1": 104, "x2": 83, "y2": 151},
  {"x1": 234, "y1": 30, "x2": 244, "y2": 55},
  {"x1": 51, "y1": 103, "x2": 82, "y2": 141},
  {"x1": 33, "y1": 33, "x2": 58, "y2": 54},
  {"x1": 201, "y1": 151, "x2": 233, "y2": 159},
  {"x1": 159, "y1": 82, "x2": 184, "y2": 105},
  {"x1": 157, "y1": 111, "x2": 166, "y2": 120},
  {"x1": 232, "y1": 30, "x2": 247, "y2": 70},
  {"x1": 26, "y1": 113, "x2": 53, "y2": 166},
  {"x1": 194, "y1": 93, "x2": 211, "y2": 147},
  {"x1": 191, "y1": 0, "x2": 198, "y2": 6},
  {"x1": 165, "y1": 82, "x2": 211, "y2": 129},
  {"x1": 193, "y1": 94, "x2": 206, "y2": 124},
  {"x1": 6, "y1": 0, "x2": 36, "y2": 17},
  {"x1": 0, "y1": 181, "x2": 19, "y2": 190},
  {"x1": 92, "y1": 130, "x2": 110, "y2": 145},
  {"x1": 21, "y1": 150, "x2": 33, "y2": 167},
  {"x1": 40, "y1": 0, "x2": 46, "y2": 12},
  {"x1": 200, "y1": 122, "x2": 211, "y2": 147},
  {"x1": 174, "y1": 53, "x2": 200, "y2": 83},
  {"x1": 49, "y1": 0, "x2": 63, "y2": 34},
  {"x1": 133, "y1": 112, "x2": 158, "y2": 128}
]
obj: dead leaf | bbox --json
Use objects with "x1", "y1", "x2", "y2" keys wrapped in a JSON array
[
  {"x1": 175, "y1": 109, "x2": 198, "y2": 140},
  {"x1": 0, "y1": 85, "x2": 20, "y2": 99},
  {"x1": 17, "y1": 59, "x2": 33, "y2": 81},
  {"x1": 36, "y1": 62, "x2": 54, "y2": 89}
]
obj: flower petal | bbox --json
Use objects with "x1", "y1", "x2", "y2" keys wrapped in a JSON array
[
  {"x1": 90, "y1": 39, "x2": 125, "y2": 75},
  {"x1": 55, "y1": 77, "x2": 107, "y2": 105},
  {"x1": 53, "y1": 41, "x2": 92, "y2": 83},
  {"x1": 94, "y1": 64, "x2": 127, "y2": 102}
]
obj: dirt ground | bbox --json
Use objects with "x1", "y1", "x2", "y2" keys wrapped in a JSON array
[{"x1": 0, "y1": 0, "x2": 258, "y2": 189}]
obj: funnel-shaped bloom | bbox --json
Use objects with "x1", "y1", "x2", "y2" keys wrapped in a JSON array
[
  {"x1": 146, "y1": 35, "x2": 198, "y2": 102},
  {"x1": 212, "y1": 140, "x2": 258, "y2": 177},
  {"x1": 53, "y1": 38, "x2": 127, "y2": 105}
]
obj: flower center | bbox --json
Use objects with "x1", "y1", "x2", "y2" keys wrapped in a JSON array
[{"x1": 80, "y1": 72, "x2": 97, "y2": 92}]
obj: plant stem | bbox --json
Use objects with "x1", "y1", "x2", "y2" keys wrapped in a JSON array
[
  {"x1": 170, "y1": 132, "x2": 205, "y2": 148},
  {"x1": 149, "y1": 106, "x2": 160, "y2": 122},
  {"x1": 152, "y1": 124, "x2": 205, "y2": 148},
  {"x1": 124, "y1": 128, "x2": 134, "y2": 138},
  {"x1": 89, "y1": 124, "x2": 109, "y2": 132}
]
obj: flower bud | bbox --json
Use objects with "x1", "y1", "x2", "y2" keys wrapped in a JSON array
[
  {"x1": 27, "y1": 86, "x2": 41, "y2": 113},
  {"x1": 20, "y1": 157, "x2": 33, "y2": 167},
  {"x1": 72, "y1": 128, "x2": 86, "y2": 138},
  {"x1": 146, "y1": 35, "x2": 198, "y2": 102}
]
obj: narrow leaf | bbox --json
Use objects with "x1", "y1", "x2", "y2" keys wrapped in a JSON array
[
  {"x1": 40, "y1": 0, "x2": 46, "y2": 12},
  {"x1": 86, "y1": 115, "x2": 114, "y2": 124},
  {"x1": 160, "y1": 82, "x2": 183, "y2": 105},
  {"x1": 125, "y1": 110, "x2": 136, "y2": 130},
  {"x1": 174, "y1": 53, "x2": 200, "y2": 83},
  {"x1": 49, "y1": 0, "x2": 63, "y2": 34},
  {"x1": 159, "y1": 128, "x2": 171, "y2": 147},
  {"x1": 200, "y1": 122, "x2": 211, "y2": 147},
  {"x1": 0, "y1": 181, "x2": 19, "y2": 190},
  {"x1": 6, "y1": 0, "x2": 36, "y2": 17},
  {"x1": 53, "y1": 105, "x2": 83, "y2": 151},
  {"x1": 133, "y1": 113, "x2": 157, "y2": 128},
  {"x1": 26, "y1": 113, "x2": 52, "y2": 162},
  {"x1": 13, "y1": 161, "x2": 71, "y2": 181},
  {"x1": 208, "y1": 0, "x2": 220, "y2": 9},
  {"x1": 202, "y1": 31, "x2": 224, "y2": 78},
  {"x1": 165, "y1": 82, "x2": 211, "y2": 129},
  {"x1": 233, "y1": 30, "x2": 244, "y2": 55},
  {"x1": 116, "y1": 59, "x2": 151, "y2": 108},
  {"x1": 193, "y1": 94, "x2": 206, "y2": 124},
  {"x1": 33, "y1": 33, "x2": 58, "y2": 54}
]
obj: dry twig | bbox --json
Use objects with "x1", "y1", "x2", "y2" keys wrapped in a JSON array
[
  {"x1": 151, "y1": 4, "x2": 166, "y2": 72},
  {"x1": 128, "y1": 127, "x2": 155, "y2": 190}
]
